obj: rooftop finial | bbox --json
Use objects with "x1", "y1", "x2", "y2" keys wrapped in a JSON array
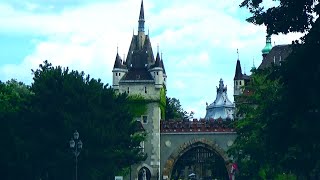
[
  {"x1": 157, "y1": 43, "x2": 159, "y2": 53},
  {"x1": 253, "y1": 57, "x2": 255, "y2": 67},
  {"x1": 117, "y1": 44, "x2": 119, "y2": 54},
  {"x1": 138, "y1": 0, "x2": 145, "y2": 33},
  {"x1": 237, "y1": 48, "x2": 239, "y2": 60}
]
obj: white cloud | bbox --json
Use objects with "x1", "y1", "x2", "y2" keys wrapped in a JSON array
[{"x1": 0, "y1": 0, "x2": 304, "y2": 118}]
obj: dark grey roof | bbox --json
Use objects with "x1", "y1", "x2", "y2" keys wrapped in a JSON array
[
  {"x1": 259, "y1": 45, "x2": 292, "y2": 69},
  {"x1": 125, "y1": 35, "x2": 155, "y2": 68},
  {"x1": 234, "y1": 59, "x2": 243, "y2": 80},
  {"x1": 121, "y1": 68, "x2": 154, "y2": 81},
  {"x1": 113, "y1": 53, "x2": 126, "y2": 69}
]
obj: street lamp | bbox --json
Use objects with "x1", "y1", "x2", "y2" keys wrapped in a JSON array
[{"x1": 69, "y1": 130, "x2": 83, "y2": 180}]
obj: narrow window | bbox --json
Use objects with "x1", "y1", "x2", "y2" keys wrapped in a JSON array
[
  {"x1": 239, "y1": 81, "x2": 242, "y2": 85},
  {"x1": 142, "y1": 116, "x2": 148, "y2": 124},
  {"x1": 127, "y1": 87, "x2": 130, "y2": 93},
  {"x1": 235, "y1": 81, "x2": 238, "y2": 85},
  {"x1": 140, "y1": 141, "x2": 145, "y2": 152},
  {"x1": 157, "y1": 72, "x2": 159, "y2": 75},
  {"x1": 116, "y1": 73, "x2": 118, "y2": 76},
  {"x1": 145, "y1": 87, "x2": 147, "y2": 93},
  {"x1": 119, "y1": 73, "x2": 121, "y2": 76}
]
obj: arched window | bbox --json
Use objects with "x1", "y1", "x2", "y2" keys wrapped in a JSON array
[{"x1": 138, "y1": 167, "x2": 151, "y2": 180}]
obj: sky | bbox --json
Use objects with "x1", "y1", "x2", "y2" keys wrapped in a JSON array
[{"x1": 0, "y1": 0, "x2": 303, "y2": 118}]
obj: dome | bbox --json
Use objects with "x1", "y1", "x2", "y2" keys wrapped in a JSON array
[{"x1": 262, "y1": 35, "x2": 272, "y2": 55}]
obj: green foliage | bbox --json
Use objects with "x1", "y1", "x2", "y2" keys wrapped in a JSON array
[
  {"x1": 240, "y1": 0, "x2": 319, "y2": 35},
  {"x1": 165, "y1": 97, "x2": 184, "y2": 120},
  {"x1": 165, "y1": 96, "x2": 194, "y2": 120},
  {"x1": 0, "y1": 61, "x2": 146, "y2": 180},
  {"x1": 127, "y1": 95, "x2": 148, "y2": 117},
  {"x1": 236, "y1": 1, "x2": 320, "y2": 178},
  {"x1": 229, "y1": 67, "x2": 285, "y2": 179},
  {"x1": 160, "y1": 87, "x2": 166, "y2": 119}
]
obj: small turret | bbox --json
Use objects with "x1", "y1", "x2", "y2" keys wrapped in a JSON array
[
  {"x1": 234, "y1": 50, "x2": 245, "y2": 96},
  {"x1": 149, "y1": 52, "x2": 163, "y2": 89},
  {"x1": 112, "y1": 52, "x2": 127, "y2": 90},
  {"x1": 262, "y1": 35, "x2": 272, "y2": 58}
]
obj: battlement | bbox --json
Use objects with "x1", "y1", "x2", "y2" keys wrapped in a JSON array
[{"x1": 160, "y1": 118, "x2": 235, "y2": 133}]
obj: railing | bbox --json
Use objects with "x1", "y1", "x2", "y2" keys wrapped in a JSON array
[{"x1": 160, "y1": 118, "x2": 235, "y2": 133}]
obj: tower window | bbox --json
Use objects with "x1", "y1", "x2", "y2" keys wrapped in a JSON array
[
  {"x1": 236, "y1": 81, "x2": 238, "y2": 85},
  {"x1": 142, "y1": 115, "x2": 148, "y2": 124},
  {"x1": 140, "y1": 141, "x2": 145, "y2": 152},
  {"x1": 239, "y1": 81, "x2": 242, "y2": 85},
  {"x1": 119, "y1": 73, "x2": 121, "y2": 76},
  {"x1": 116, "y1": 73, "x2": 118, "y2": 76},
  {"x1": 157, "y1": 72, "x2": 159, "y2": 75},
  {"x1": 145, "y1": 87, "x2": 147, "y2": 93},
  {"x1": 127, "y1": 87, "x2": 130, "y2": 93}
]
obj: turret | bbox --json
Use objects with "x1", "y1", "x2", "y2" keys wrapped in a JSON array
[
  {"x1": 149, "y1": 52, "x2": 163, "y2": 89},
  {"x1": 112, "y1": 53, "x2": 127, "y2": 90},
  {"x1": 262, "y1": 35, "x2": 272, "y2": 58},
  {"x1": 233, "y1": 57, "x2": 244, "y2": 96}
]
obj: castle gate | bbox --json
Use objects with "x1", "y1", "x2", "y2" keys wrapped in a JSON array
[{"x1": 160, "y1": 119, "x2": 237, "y2": 180}]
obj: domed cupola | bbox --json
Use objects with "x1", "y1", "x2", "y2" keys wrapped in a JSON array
[
  {"x1": 262, "y1": 35, "x2": 272, "y2": 57},
  {"x1": 205, "y1": 79, "x2": 235, "y2": 120}
]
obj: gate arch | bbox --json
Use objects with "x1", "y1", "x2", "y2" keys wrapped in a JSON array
[{"x1": 162, "y1": 138, "x2": 232, "y2": 179}]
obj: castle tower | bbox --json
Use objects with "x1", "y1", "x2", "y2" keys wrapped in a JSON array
[
  {"x1": 233, "y1": 52, "x2": 245, "y2": 97},
  {"x1": 112, "y1": 1, "x2": 165, "y2": 179}
]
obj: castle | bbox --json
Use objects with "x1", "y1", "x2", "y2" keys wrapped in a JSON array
[{"x1": 112, "y1": 1, "x2": 291, "y2": 179}]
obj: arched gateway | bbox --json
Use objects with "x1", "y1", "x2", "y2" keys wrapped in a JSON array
[{"x1": 162, "y1": 138, "x2": 232, "y2": 180}]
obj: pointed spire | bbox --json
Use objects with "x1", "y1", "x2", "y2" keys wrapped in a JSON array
[
  {"x1": 113, "y1": 53, "x2": 122, "y2": 69},
  {"x1": 234, "y1": 53, "x2": 243, "y2": 80},
  {"x1": 155, "y1": 52, "x2": 161, "y2": 67},
  {"x1": 138, "y1": 0, "x2": 145, "y2": 32}
]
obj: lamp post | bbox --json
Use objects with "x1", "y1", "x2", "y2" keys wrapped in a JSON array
[{"x1": 69, "y1": 130, "x2": 83, "y2": 180}]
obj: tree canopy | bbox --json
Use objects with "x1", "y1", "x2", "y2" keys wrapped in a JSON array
[
  {"x1": 230, "y1": 1, "x2": 320, "y2": 179},
  {"x1": 0, "y1": 61, "x2": 146, "y2": 180},
  {"x1": 240, "y1": 0, "x2": 320, "y2": 35}
]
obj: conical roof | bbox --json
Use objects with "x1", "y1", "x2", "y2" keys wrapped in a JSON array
[
  {"x1": 113, "y1": 53, "x2": 123, "y2": 69},
  {"x1": 234, "y1": 59, "x2": 243, "y2": 80}
]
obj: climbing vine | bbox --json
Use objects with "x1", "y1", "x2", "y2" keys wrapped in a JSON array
[
  {"x1": 160, "y1": 87, "x2": 166, "y2": 119},
  {"x1": 127, "y1": 95, "x2": 148, "y2": 117}
]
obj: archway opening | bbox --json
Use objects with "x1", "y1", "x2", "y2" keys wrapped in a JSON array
[
  {"x1": 138, "y1": 167, "x2": 151, "y2": 180},
  {"x1": 171, "y1": 144, "x2": 229, "y2": 180}
]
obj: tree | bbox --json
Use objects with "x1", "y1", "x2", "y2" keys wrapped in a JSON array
[
  {"x1": 231, "y1": 1, "x2": 320, "y2": 178},
  {"x1": 0, "y1": 79, "x2": 33, "y2": 179},
  {"x1": 240, "y1": 0, "x2": 319, "y2": 35},
  {"x1": 165, "y1": 97, "x2": 194, "y2": 120},
  {"x1": 0, "y1": 61, "x2": 146, "y2": 180},
  {"x1": 228, "y1": 67, "x2": 288, "y2": 179}
]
